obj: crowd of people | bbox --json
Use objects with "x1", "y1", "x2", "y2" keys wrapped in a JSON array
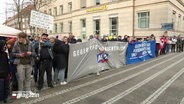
[
  {"x1": 96, "y1": 34, "x2": 184, "y2": 56},
  {"x1": 0, "y1": 32, "x2": 183, "y2": 103}
]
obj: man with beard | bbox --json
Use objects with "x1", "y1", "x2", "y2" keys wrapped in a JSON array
[{"x1": 38, "y1": 33, "x2": 54, "y2": 90}]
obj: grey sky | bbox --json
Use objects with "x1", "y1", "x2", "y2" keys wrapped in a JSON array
[{"x1": 0, "y1": 0, "x2": 15, "y2": 24}]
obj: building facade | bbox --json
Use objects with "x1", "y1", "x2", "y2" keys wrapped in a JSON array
[
  {"x1": 39, "y1": 0, "x2": 184, "y2": 40},
  {"x1": 4, "y1": 4, "x2": 34, "y2": 35}
]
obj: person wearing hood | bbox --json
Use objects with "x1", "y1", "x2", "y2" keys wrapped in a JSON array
[{"x1": 0, "y1": 40, "x2": 14, "y2": 104}]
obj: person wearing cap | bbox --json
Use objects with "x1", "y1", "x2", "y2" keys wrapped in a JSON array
[
  {"x1": 38, "y1": 33, "x2": 54, "y2": 90},
  {"x1": 0, "y1": 40, "x2": 14, "y2": 103},
  {"x1": 12, "y1": 32, "x2": 36, "y2": 98}
]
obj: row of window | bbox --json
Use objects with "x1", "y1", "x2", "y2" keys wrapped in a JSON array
[
  {"x1": 53, "y1": 17, "x2": 118, "y2": 37},
  {"x1": 45, "y1": 0, "x2": 119, "y2": 16},
  {"x1": 52, "y1": 12, "x2": 150, "y2": 38},
  {"x1": 172, "y1": 10, "x2": 184, "y2": 21}
]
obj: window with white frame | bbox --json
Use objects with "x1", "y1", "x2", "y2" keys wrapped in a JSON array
[
  {"x1": 138, "y1": 12, "x2": 150, "y2": 28},
  {"x1": 60, "y1": 22, "x2": 63, "y2": 33},
  {"x1": 109, "y1": 17, "x2": 118, "y2": 35},
  {"x1": 54, "y1": 7, "x2": 57, "y2": 16},
  {"x1": 96, "y1": 0, "x2": 100, "y2": 5},
  {"x1": 81, "y1": 19, "x2": 86, "y2": 39},
  {"x1": 94, "y1": 19, "x2": 100, "y2": 35},
  {"x1": 69, "y1": 21, "x2": 72, "y2": 32},
  {"x1": 54, "y1": 23, "x2": 57, "y2": 33},
  {"x1": 178, "y1": 14, "x2": 181, "y2": 30},
  {"x1": 50, "y1": 30, "x2": 52, "y2": 33},
  {"x1": 68, "y1": 2, "x2": 72, "y2": 12},
  {"x1": 60, "y1": 5, "x2": 63, "y2": 15},
  {"x1": 49, "y1": 9, "x2": 52, "y2": 15},
  {"x1": 81, "y1": 0, "x2": 86, "y2": 8}
]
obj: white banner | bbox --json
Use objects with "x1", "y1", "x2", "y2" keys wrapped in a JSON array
[
  {"x1": 67, "y1": 39, "x2": 128, "y2": 82},
  {"x1": 30, "y1": 10, "x2": 54, "y2": 30}
]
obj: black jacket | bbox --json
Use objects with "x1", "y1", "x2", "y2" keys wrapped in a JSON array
[
  {"x1": 0, "y1": 51, "x2": 9, "y2": 78},
  {"x1": 53, "y1": 40, "x2": 69, "y2": 69},
  {"x1": 0, "y1": 40, "x2": 9, "y2": 78}
]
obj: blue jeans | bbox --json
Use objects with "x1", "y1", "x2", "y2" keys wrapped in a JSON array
[
  {"x1": 54, "y1": 68, "x2": 66, "y2": 82},
  {"x1": 165, "y1": 44, "x2": 170, "y2": 54},
  {"x1": 0, "y1": 77, "x2": 9, "y2": 102}
]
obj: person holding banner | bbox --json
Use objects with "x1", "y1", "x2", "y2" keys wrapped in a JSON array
[
  {"x1": 38, "y1": 33, "x2": 54, "y2": 90},
  {"x1": 68, "y1": 33, "x2": 76, "y2": 44},
  {"x1": 53, "y1": 36, "x2": 69, "y2": 85}
]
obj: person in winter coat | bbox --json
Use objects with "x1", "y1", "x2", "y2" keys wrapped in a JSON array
[
  {"x1": 12, "y1": 32, "x2": 36, "y2": 95},
  {"x1": 176, "y1": 35, "x2": 182, "y2": 52},
  {"x1": 53, "y1": 36, "x2": 69, "y2": 85},
  {"x1": 68, "y1": 33, "x2": 76, "y2": 44},
  {"x1": 38, "y1": 33, "x2": 54, "y2": 90},
  {"x1": 0, "y1": 40, "x2": 13, "y2": 104},
  {"x1": 171, "y1": 35, "x2": 177, "y2": 52},
  {"x1": 6, "y1": 39, "x2": 18, "y2": 92}
]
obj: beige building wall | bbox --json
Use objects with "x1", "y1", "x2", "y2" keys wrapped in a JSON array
[{"x1": 39, "y1": 0, "x2": 184, "y2": 40}]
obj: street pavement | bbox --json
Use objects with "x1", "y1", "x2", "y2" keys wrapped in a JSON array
[{"x1": 12, "y1": 52, "x2": 184, "y2": 104}]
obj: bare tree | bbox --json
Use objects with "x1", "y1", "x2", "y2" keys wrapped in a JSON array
[
  {"x1": 13, "y1": 0, "x2": 25, "y2": 30},
  {"x1": 12, "y1": 0, "x2": 50, "y2": 35}
]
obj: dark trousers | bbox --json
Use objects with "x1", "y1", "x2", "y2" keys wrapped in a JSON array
[
  {"x1": 33, "y1": 60, "x2": 40, "y2": 83},
  {"x1": 38, "y1": 60, "x2": 52, "y2": 88},
  {"x1": 0, "y1": 77, "x2": 9, "y2": 102},
  {"x1": 10, "y1": 63, "x2": 18, "y2": 92},
  {"x1": 177, "y1": 44, "x2": 182, "y2": 52},
  {"x1": 171, "y1": 44, "x2": 176, "y2": 52}
]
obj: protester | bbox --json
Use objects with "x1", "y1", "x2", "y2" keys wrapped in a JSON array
[
  {"x1": 53, "y1": 36, "x2": 69, "y2": 85},
  {"x1": 182, "y1": 38, "x2": 184, "y2": 52},
  {"x1": 94, "y1": 34, "x2": 99, "y2": 40},
  {"x1": 76, "y1": 38, "x2": 82, "y2": 44},
  {"x1": 165, "y1": 37, "x2": 171, "y2": 54},
  {"x1": 149, "y1": 34, "x2": 156, "y2": 41},
  {"x1": 108, "y1": 35, "x2": 114, "y2": 41},
  {"x1": 49, "y1": 36, "x2": 56, "y2": 45},
  {"x1": 0, "y1": 40, "x2": 14, "y2": 104},
  {"x1": 32, "y1": 36, "x2": 40, "y2": 84},
  {"x1": 158, "y1": 39, "x2": 165, "y2": 55},
  {"x1": 12, "y1": 32, "x2": 36, "y2": 97},
  {"x1": 101, "y1": 35, "x2": 108, "y2": 42},
  {"x1": 171, "y1": 35, "x2": 177, "y2": 52},
  {"x1": 117, "y1": 36, "x2": 123, "y2": 41},
  {"x1": 176, "y1": 35, "x2": 182, "y2": 52},
  {"x1": 122, "y1": 35, "x2": 129, "y2": 42},
  {"x1": 38, "y1": 33, "x2": 54, "y2": 90},
  {"x1": 68, "y1": 33, "x2": 77, "y2": 44},
  {"x1": 6, "y1": 39, "x2": 18, "y2": 92},
  {"x1": 49, "y1": 36, "x2": 56, "y2": 72},
  {"x1": 160, "y1": 35, "x2": 167, "y2": 54},
  {"x1": 130, "y1": 36, "x2": 136, "y2": 43},
  {"x1": 88, "y1": 35, "x2": 94, "y2": 40}
]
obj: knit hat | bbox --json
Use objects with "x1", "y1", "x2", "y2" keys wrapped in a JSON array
[{"x1": 0, "y1": 40, "x2": 6, "y2": 50}]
